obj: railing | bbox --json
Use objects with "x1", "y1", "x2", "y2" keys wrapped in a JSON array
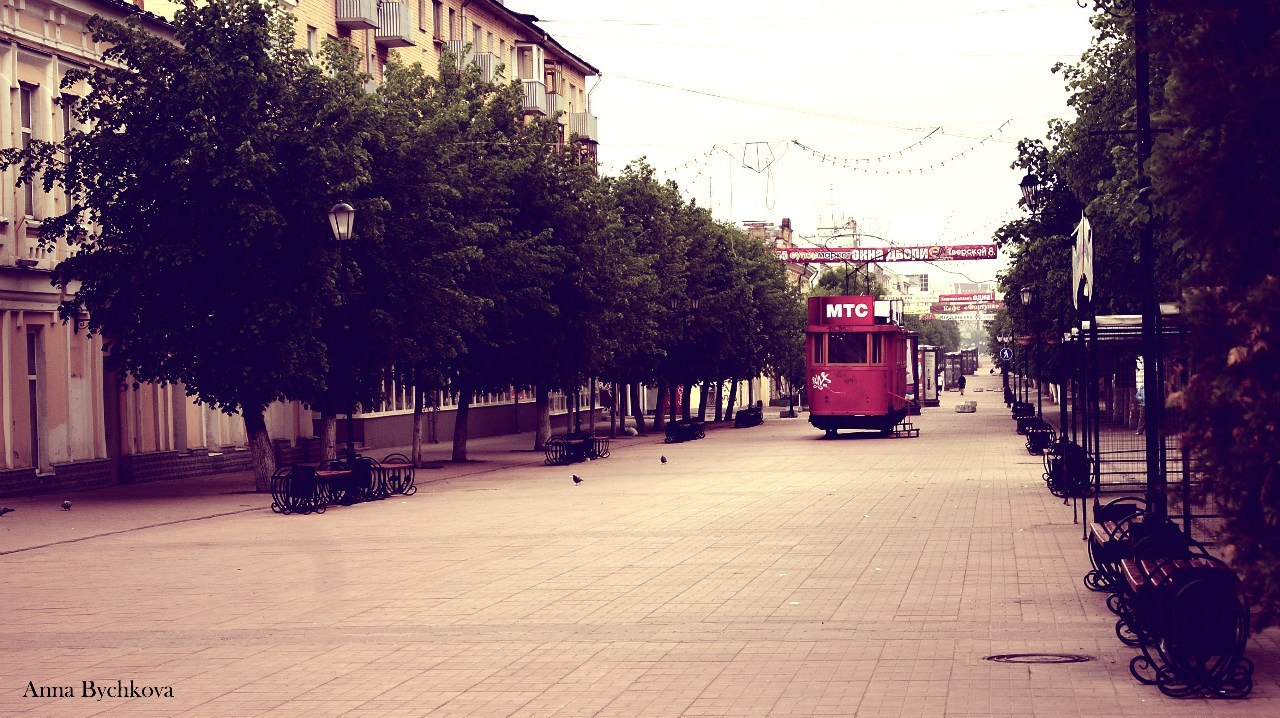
[
  {"x1": 444, "y1": 41, "x2": 500, "y2": 83},
  {"x1": 521, "y1": 80, "x2": 548, "y2": 115},
  {"x1": 374, "y1": 1, "x2": 414, "y2": 47},
  {"x1": 569, "y1": 111, "x2": 597, "y2": 141},
  {"x1": 547, "y1": 91, "x2": 566, "y2": 118},
  {"x1": 335, "y1": 0, "x2": 378, "y2": 30}
]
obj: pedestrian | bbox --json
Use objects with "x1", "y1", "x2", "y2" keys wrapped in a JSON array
[
  {"x1": 1134, "y1": 383, "x2": 1145, "y2": 434},
  {"x1": 958, "y1": 373, "x2": 967, "y2": 396}
]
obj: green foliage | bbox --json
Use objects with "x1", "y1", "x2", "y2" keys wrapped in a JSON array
[
  {"x1": 0, "y1": 0, "x2": 370, "y2": 416},
  {"x1": 1019, "y1": 2, "x2": 1280, "y2": 625},
  {"x1": 809, "y1": 265, "x2": 888, "y2": 298},
  {"x1": 903, "y1": 315, "x2": 961, "y2": 353},
  {"x1": 1148, "y1": 3, "x2": 1280, "y2": 627}
]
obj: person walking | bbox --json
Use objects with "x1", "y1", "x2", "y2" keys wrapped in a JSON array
[
  {"x1": 958, "y1": 373, "x2": 967, "y2": 396},
  {"x1": 1134, "y1": 382, "x2": 1145, "y2": 434}
]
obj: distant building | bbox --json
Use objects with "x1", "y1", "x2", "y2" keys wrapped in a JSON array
[{"x1": 745, "y1": 218, "x2": 815, "y2": 291}]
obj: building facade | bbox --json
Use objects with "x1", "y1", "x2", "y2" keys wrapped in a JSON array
[{"x1": 0, "y1": 0, "x2": 600, "y2": 497}]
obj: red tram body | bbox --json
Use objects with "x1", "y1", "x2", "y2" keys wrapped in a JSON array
[{"x1": 805, "y1": 295, "x2": 912, "y2": 436}]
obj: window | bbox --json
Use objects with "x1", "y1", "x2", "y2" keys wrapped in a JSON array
[
  {"x1": 448, "y1": 8, "x2": 455, "y2": 40},
  {"x1": 19, "y1": 84, "x2": 35, "y2": 216},
  {"x1": 418, "y1": 0, "x2": 427, "y2": 32},
  {"x1": 871, "y1": 334, "x2": 883, "y2": 364},
  {"x1": 472, "y1": 23, "x2": 480, "y2": 49},
  {"x1": 812, "y1": 336, "x2": 825, "y2": 364},
  {"x1": 306, "y1": 25, "x2": 318, "y2": 56},
  {"x1": 433, "y1": 2, "x2": 443, "y2": 39},
  {"x1": 499, "y1": 39, "x2": 505, "y2": 61},
  {"x1": 827, "y1": 333, "x2": 868, "y2": 364},
  {"x1": 486, "y1": 31, "x2": 493, "y2": 53}
]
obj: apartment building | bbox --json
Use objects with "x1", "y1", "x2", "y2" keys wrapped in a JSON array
[
  {"x1": 292, "y1": 0, "x2": 598, "y2": 152},
  {"x1": 0, "y1": 0, "x2": 600, "y2": 496}
]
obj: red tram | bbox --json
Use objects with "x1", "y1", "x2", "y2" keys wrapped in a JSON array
[{"x1": 805, "y1": 295, "x2": 914, "y2": 437}]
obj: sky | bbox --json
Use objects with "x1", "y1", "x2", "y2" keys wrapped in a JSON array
[{"x1": 527, "y1": 0, "x2": 1098, "y2": 292}]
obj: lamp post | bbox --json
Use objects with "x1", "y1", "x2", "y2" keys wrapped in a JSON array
[
  {"x1": 1020, "y1": 286, "x2": 1042, "y2": 418},
  {"x1": 1077, "y1": 0, "x2": 1164, "y2": 520},
  {"x1": 328, "y1": 202, "x2": 357, "y2": 465}
]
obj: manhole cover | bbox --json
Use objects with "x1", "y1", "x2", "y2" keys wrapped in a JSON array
[{"x1": 984, "y1": 653, "x2": 1094, "y2": 664}]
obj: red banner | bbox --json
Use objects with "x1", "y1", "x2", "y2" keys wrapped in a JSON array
[{"x1": 775, "y1": 244, "x2": 997, "y2": 264}]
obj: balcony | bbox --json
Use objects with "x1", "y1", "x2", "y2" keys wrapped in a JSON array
[
  {"x1": 547, "y1": 91, "x2": 566, "y2": 119},
  {"x1": 445, "y1": 41, "x2": 500, "y2": 83},
  {"x1": 336, "y1": 0, "x2": 378, "y2": 30},
  {"x1": 569, "y1": 111, "x2": 598, "y2": 142},
  {"x1": 375, "y1": 1, "x2": 414, "y2": 47},
  {"x1": 522, "y1": 80, "x2": 547, "y2": 116}
]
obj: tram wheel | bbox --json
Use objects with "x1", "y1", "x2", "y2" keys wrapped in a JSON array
[{"x1": 824, "y1": 429, "x2": 838, "y2": 439}]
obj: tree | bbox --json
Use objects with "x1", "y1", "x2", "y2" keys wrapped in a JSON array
[
  {"x1": 1, "y1": 0, "x2": 373, "y2": 490},
  {"x1": 809, "y1": 264, "x2": 888, "y2": 298},
  {"x1": 1147, "y1": 2, "x2": 1280, "y2": 628},
  {"x1": 904, "y1": 315, "x2": 961, "y2": 353}
]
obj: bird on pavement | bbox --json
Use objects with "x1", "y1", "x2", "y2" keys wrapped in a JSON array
[
  {"x1": 572, "y1": 475, "x2": 582, "y2": 485},
  {"x1": 62, "y1": 500, "x2": 72, "y2": 511},
  {"x1": 0, "y1": 507, "x2": 14, "y2": 518},
  {"x1": 660, "y1": 455, "x2": 667, "y2": 464}
]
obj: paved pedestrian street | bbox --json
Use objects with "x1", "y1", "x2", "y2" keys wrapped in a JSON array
[{"x1": 1, "y1": 374, "x2": 1276, "y2": 717}]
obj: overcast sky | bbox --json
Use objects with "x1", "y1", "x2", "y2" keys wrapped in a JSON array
[{"x1": 530, "y1": 0, "x2": 1097, "y2": 292}]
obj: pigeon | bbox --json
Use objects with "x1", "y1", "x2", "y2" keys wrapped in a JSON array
[
  {"x1": 660, "y1": 455, "x2": 667, "y2": 464},
  {"x1": 0, "y1": 507, "x2": 14, "y2": 517},
  {"x1": 62, "y1": 500, "x2": 72, "y2": 511},
  {"x1": 572, "y1": 475, "x2": 582, "y2": 485}
]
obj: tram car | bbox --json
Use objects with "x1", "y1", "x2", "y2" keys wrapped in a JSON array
[{"x1": 805, "y1": 295, "x2": 911, "y2": 436}]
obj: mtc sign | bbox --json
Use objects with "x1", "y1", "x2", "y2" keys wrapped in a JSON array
[
  {"x1": 806, "y1": 295, "x2": 902, "y2": 327},
  {"x1": 826, "y1": 300, "x2": 872, "y2": 321}
]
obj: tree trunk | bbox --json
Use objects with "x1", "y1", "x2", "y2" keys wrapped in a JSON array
[
  {"x1": 589, "y1": 378, "x2": 597, "y2": 432},
  {"x1": 654, "y1": 384, "x2": 668, "y2": 431},
  {"x1": 713, "y1": 380, "x2": 724, "y2": 422},
  {"x1": 725, "y1": 379, "x2": 739, "y2": 421},
  {"x1": 534, "y1": 385, "x2": 551, "y2": 450},
  {"x1": 411, "y1": 384, "x2": 424, "y2": 467},
  {"x1": 451, "y1": 383, "x2": 472, "y2": 463},
  {"x1": 609, "y1": 381, "x2": 618, "y2": 438},
  {"x1": 428, "y1": 395, "x2": 440, "y2": 444},
  {"x1": 320, "y1": 412, "x2": 337, "y2": 460},
  {"x1": 681, "y1": 382, "x2": 692, "y2": 420},
  {"x1": 629, "y1": 383, "x2": 646, "y2": 435},
  {"x1": 244, "y1": 407, "x2": 275, "y2": 493}
]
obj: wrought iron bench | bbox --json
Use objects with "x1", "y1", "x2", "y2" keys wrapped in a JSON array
[
  {"x1": 664, "y1": 419, "x2": 705, "y2": 443},
  {"x1": 544, "y1": 432, "x2": 610, "y2": 465},
  {"x1": 1116, "y1": 555, "x2": 1253, "y2": 698},
  {"x1": 270, "y1": 464, "x2": 326, "y2": 515},
  {"x1": 733, "y1": 406, "x2": 764, "y2": 428}
]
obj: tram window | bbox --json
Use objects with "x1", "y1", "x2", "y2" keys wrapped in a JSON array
[
  {"x1": 812, "y1": 336, "x2": 825, "y2": 363},
  {"x1": 871, "y1": 334, "x2": 883, "y2": 364},
  {"x1": 827, "y1": 333, "x2": 868, "y2": 364}
]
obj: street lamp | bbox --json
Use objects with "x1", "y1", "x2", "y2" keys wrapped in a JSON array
[
  {"x1": 329, "y1": 202, "x2": 357, "y2": 464},
  {"x1": 1020, "y1": 286, "x2": 1042, "y2": 418},
  {"x1": 1019, "y1": 172, "x2": 1043, "y2": 210}
]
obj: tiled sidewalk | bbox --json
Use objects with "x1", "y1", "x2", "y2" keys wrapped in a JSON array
[{"x1": 1, "y1": 372, "x2": 1274, "y2": 717}]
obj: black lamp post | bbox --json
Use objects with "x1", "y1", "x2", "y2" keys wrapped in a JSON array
[
  {"x1": 1020, "y1": 286, "x2": 1042, "y2": 418},
  {"x1": 328, "y1": 202, "x2": 357, "y2": 465},
  {"x1": 1020, "y1": 172, "x2": 1042, "y2": 210}
]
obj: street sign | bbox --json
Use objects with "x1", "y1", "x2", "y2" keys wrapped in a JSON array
[{"x1": 998, "y1": 347, "x2": 1014, "y2": 362}]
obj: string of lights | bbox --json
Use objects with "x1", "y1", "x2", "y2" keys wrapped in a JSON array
[{"x1": 790, "y1": 119, "x2": 1012, "y2": 175}]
